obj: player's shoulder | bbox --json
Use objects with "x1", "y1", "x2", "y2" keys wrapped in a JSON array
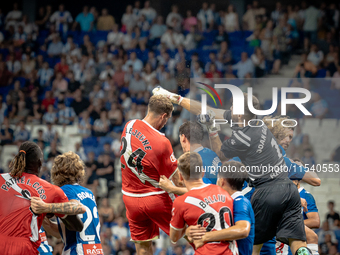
[{"x1": 300, "y1": 187, "x2": 314, "y2": 199}]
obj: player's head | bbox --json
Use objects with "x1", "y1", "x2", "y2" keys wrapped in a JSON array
[
  {"x1": 217, "y1": 161, "x2": 248, "y2": 194},
  {"x1": 51, "y1": 151, "x2": 85, "y2": 187},
  {"x1": 9, "y1": 141, "x2": 43, "y2": 178},
  {"x1": 230, "y1": 93, "x2": 260, "y2": 124},
  {"x1": 146, "y1": 95, "x2": 174, "y2": 130},
  {"x1": 179, "y1": 121, "x2": 204, "y2": 152},
  {"x1": 177, "y1": 152, "x2": 204, "y2": 182},
  {"x1": 291, "y1": 158, "x2": 304, "y2": 187},
  {"x1": 263, "y1": 115, "x2": 295, "y2": 150}
]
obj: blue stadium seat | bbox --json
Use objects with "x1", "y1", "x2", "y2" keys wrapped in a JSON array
[
  {"x1": 99, "y1": 136, "x2": 113, "y2": 146},
  {"x1": 82, "y1": 136, "x2": 98, "y2": 147}
]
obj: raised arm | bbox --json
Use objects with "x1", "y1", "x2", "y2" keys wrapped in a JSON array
[{"x1": 160, "y1": 173, "x2": 187, "y2": 196}]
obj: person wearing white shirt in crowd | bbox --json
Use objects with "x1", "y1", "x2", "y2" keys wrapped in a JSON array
[
  {"x1": 183, "y1": 26, "x2": 197, "y2": 51},
  {"x1": 62, "y1": 36, "x2": 75, "y2": 54},
  {"x1": 142, "y1": 63, "x2": 156, "y2": 87},
  {"x1": 231, "y1": 52, "x2": 254, "y2": 78},
  {"x1": 5, "y1": 3, "x2": 22, "y2": 30},
  {"x1": 107, "y1": 24, "x2": 123, "y2": 46},
  {"x1": 224, "y1": 5, "x2": 239, "y2": 32},
  {"x1": 166, "y1": 5, "x2": 182, "y2": 28},
  {"x1": 124, "y1": 52, "x2": 143, "y2": 72},
  {"x1": 120, "y1": 26, "x2": 134, "y2": 50},
  {"x1": 150, "y1": 16, "x2": 167, "y2": 41},
  {"x1": 192, "y1": 61, "x2": 203, "y2": 78},
  {"x1": 161, "y1": 27, "x2": 184, "y2": 50},
  {"x1": 303, "y1": 4, "x2": 321, "y2": 47},
  {"x1": 271, "y1": 2, "x2": 283, "y2": 26},
  {"x1": 120, "y1": 92, "x2": 132, "y2": 112},
  {"x1": 89, "y1": 83, "x2": 105, "y2": 106},
  {"x1": 74, "y1": 142, "x2": 87, "y2": 161},
  {"x1": 38, "y1": 62, "x2": 54, "y2": 86},
  {"x1": 133, "y1": 1, "x2": 141, "y2": 19},
  {"x1": 126, "y1": 103, "x2": 142, "y2": 121},
  {"x1": 307, "y1": 44, "x2": 324, "y2": 67},
  {"x1": 57, "y1": 101, "x2": 76, "y2": 125},
  {"x1": 121, "y1": 5, "x2": 137, "y2": 31},
  {"x1": 6, "y1": 54, "x2": 21, "y2": 75},
  {"x1": 197, "y1": 2, "x2": 214, "y2": 31},
  {"x1": 50, "y1": 4, "x2": 73, "y2": 35},
  {"x1": 99, "y1": 63, "x2": 115, "y2": 81},
  {"x1": 140, "y1": 0, "x2": 156, "y2": 23}
]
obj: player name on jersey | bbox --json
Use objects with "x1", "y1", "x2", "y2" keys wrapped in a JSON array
[
  {"x1": 77, "y1": 191, "x2": 96, "y2": 202},
  {"x1": 1, "y1": 175, "x2": 46, "y2": 199},
  {"x1": 126, "y1": 126, "x2": 152, "y2": 150},
  {"x1": 203, "y1": 194, "x2": 226, "y2": 205}
]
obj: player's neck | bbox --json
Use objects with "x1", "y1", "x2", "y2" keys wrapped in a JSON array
[
  {"x1": 190, "y1": 143, "x2": 202, "y2": 152},
  {"x1": 184, "y1": 180, "x2": 206, "y2": 191},
  {"x1": 143, "y1": 115, "x2": 161, "y2": 130}
]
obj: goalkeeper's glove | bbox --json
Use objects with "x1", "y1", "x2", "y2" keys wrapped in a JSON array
[
  {"x1": 152, "y1": 86, "x2": 183, "y2": 105},
  {"x1": 197, "y1": 110, "x2": 220, "y2": 138}
]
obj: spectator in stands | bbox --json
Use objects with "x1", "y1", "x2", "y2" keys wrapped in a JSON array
[
  {"x1": 71, "y1": 89, "x2": 90, "y2": 116},
  {"x1": 43, "y1": 122, "x2": 59, "y2": 144},
  {"x1": 271, "y1": 2, "x2": 283, "y2": 26},
  {"x1": 303, "y1": 3, "x2": 320, "y2": 49},
  {"x1": 140, "y1": 0, "x2": 156, "y2": 23},
  {"x1": 14, "y1": 120, "x2": 30, "y2": 144},
  {"x1": 83, "y1": 151, "x2": 99, "y2": 196},
  {"x1": 6, "y1": 53, "x2": 21, "y2": 75},
  {"x1": 78, "y1": 110, "x2": 92, "y2": 137},
  {"x1": 231, "y1": 52, "x2": 254, "y2": 78},
  {"x1": 294, "y1": 53, "x2": 318, "y2": 78},
  {"x1": 310, "y1": 93, "x2": 329, "y2": 119},
  {"x1": 215, "y1": 25, "x2": 229, "y2": 47},
  {"x1": 121, "y1": 5, "x2": 136, "y2": 32},
  {"x1": 242, "y1": 4, "x2": 256, "y2": 31},
  {"x1": 35, "y1": 6, "x2": 50, "y2": 31},
  {"x1": 97, "y1": 8, "x2": 115, "y2": 31},
  {"x1": 37, "y1": 62, "x2": 53, "y2": 87},
  {"x1": 218, "y1": 41, "x2": 232, "y2": 67},
  {"x1": 166, "y1": 5, "x2": 182, "y2": 29},
  {"x1": 96, "y1": 153, "x2": 115, "y2": 190},
  {"x1": 330, "y1": 146, "x2": 340, "y2": 162},
  {"x1": 183, "y1": 10, "x2": 197, "y2": 32},
  {"x1": 224, "y1": 4, "x2": 239, "y2": 32},
  {"x1": 107, "y1": 24, "x2": 123, "y2": 47},
  {"x1": 52, "y1": 72, "x2": 68, "y2": 95},
  {"x1": 101, "y1": 142, "x2": 115, "y2": 160},
  {"x1": 149, "y1": 16, "x2": 167, "y2": 41},
  {"x1": 129, "y1": 72, "x2": 146, "y2": 95},
  {"x1": 205, "y1": 52, "x2": 223, "y2": 73},
  {"x1": 108, "y1": 103, "x2": 123, "y2": 128},
  {"x1": 124, "y1": 52, "x2": 143, "y2": 72},
  {"x1": 327, "y1": 201, "x2": 340, "y2": 227},
  {"x1": 161, "y1": 26, "x2": 184, "y2": 50},
  {"x1": 318, "y1": 221, "x2": 338, "y2": 249},
  {"x1": 74, "y1": 142, "x2": 87, "y2": 161},
  {"x1": 205, "y1": 63, "x2": 222, "y2": 78},
  {"x1": 251, "y1": 47, "x2": 266, "y2": 77},
  {"x1": 47, "y1": 35, "x2": 63, "y2": 57},
  {"x1": 112, "y1": 217, "x2": 128, "y2": 240},
  {"x1": 0, "y1": 118, "x2": 14, "y2": 145},
  {"x1": 57, "y1": 100, "x2": 76, "y2": 125},
  {"x1": 126, "y1": 103, "x2": 142, "y2": 121},
  {"x1": 5, "y1": 3, "x2": 22, "y2": 31},
  {"x1": 197, "y1": 2, "x2": 214, "y2": 31},
  {"x1": 301, "y1": 148, "x2": 316, "y2": 166},
  {"x1": 21, "y1": 55, "x2": 35, "y2": 75},
  {"x1": 32, "y1": 129, "x2": 46, "y2": 145},
  {"x1": 73, "y1": 6, "x2": 94, "y2": 32},
  {"x1": 93, "y1": 111, "x2": 110, "y2": 136},
  {"x1": 43, "y1": 105, "x2": 57, "y2": 124},
  {"x1": 47, "y1": 140, "x2": 62, "y2": 160},
  {"x1": 98, "y1": 197, "x2": 115, "y2": 226},
  {"x1": 160, "y1": 71, "x2": 177, "y2": 93},
  {"x1": 307, "y1": 44, "x2": 324, "y2": 67},
  {"x1": 50, "y1": 4, "x2": 73, "y2": 36},
  {"x1": 0, "y1": 61, "x2": 13, "y2": 87}
]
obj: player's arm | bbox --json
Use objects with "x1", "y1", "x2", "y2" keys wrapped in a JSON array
[
  {"x1": 160, "y1": 172, "x2": 188, "y2": 196},
  {"x1": 209, "y1": 133, "x2": 229, "y2": 161},
  {"x1": 301, "y1": 171, "x2": 321, "y2": 186},
  {"x1": 152, "y1": 86, "x2": 226, "y2": 118},
  {"x1": 30, "y1": 197, "x2": 86, "y2": 215},
  {"x1": 170, "y1": 225, "x2": 187, "y2": 243},
  {"x1": 304, "y1": 212, "x2": 320, "y2": 229},
  {"x1": 170, "y1": 199, "x2": 187, "y2": 243},
  {"x1": 289, "y1": 159, "x2": 321, "y2": 186},
  {"x1": 42, "y1": 217, "x2": 61, "y2": 238},
  {"x1": 204, "y1": 220, "x2": 250, "y2": 242}
]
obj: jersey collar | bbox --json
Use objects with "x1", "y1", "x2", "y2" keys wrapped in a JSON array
[
  {"x1": 190, "y1": 184, "x2": 210, "y2": 190},
  {"x1": 231, "y1": 191, "x2": 243, "y2": 199},
  {"x1": 142, "y1": 119, "x2": 165, "y2": 136},
  {"x1": 193, "y1": 146, "x2": 204, "y2": 153}
]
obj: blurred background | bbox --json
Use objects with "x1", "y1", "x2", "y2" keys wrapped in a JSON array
[{"x1": 0, "y1": 0, "x2": 340, "y2": 254}]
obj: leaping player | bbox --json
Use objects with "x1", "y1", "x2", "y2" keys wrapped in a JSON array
[{"x1": 120, "y1": 95, "x2": 182, "y2": 255}]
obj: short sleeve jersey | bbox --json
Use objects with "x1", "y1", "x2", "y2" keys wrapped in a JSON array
[{"x1": 120, "y1": 119, "x2": 178, "y2": 196}]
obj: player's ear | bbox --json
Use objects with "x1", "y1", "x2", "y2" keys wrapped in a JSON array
[{"x1": 179, "y1": 171, "x2": 184, "y2": 182}]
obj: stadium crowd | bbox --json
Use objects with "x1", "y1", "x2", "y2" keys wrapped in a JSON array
[{"x1": 0, "y1": 0, "x2": 340, "y2": 254}]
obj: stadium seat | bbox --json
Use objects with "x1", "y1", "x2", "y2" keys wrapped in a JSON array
[
  {"x1": 99, "y1": 136, "x2": 114, "y2": 146},
  {"x1": 82, "y1": 136, "x2": 98, "y2": 147}
]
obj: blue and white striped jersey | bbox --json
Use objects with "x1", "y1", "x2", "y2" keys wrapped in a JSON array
[
  {"x1": 57, "y1": 184, "x2": 101, "y2": 255},
  {"x1": 37, "y1": 227, "x2": 53, "y2": 255}
]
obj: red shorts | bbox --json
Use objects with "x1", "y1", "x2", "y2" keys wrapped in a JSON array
[
  {"x1": 0, "y1": 235, "x2": 38, "y2": 255},
  {"x1": 123, "y1": 192, "x2": 173, "y2": 242}
]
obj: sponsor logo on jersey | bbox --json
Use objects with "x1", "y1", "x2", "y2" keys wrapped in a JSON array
[{"x1": 83, "y1": 244, "x2": 103, "y2": 255}]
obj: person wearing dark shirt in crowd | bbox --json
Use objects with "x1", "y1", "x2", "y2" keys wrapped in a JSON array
[
  {"x1": 33, "y1": 129, "x2": 47, "y2": 146},
  {"x1": 327, "y1": 201, "x2": 340, "y2": 227},
  {"x1": 101, "y1": 142, "x2": 115, "y2": 161},
  {"x1": 215, "y1": 24, "x2": 229, "y2": 46},
  {"x1": 0, "y1": 118, "x2": 14, "y2": 145},
  {"x1": 67, "y1": 71, "x2": 80, "y2": 93},
  {"x1": 71, "y1": 89, "x2": 90, "y2": 115},
  {"x1": 84, "y1": 151, "x2": 99, "y2": 197},
  {"x1": 47, "y1": 140, "x2": 62, "y2": 160},
  {"x1": 96, "y1": 153, "x2": 115, "y2": 190}
]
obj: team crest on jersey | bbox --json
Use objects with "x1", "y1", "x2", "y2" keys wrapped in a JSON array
[
  {"x1": 83, "y1": 244, "x2": 103, "y2": 255},
  {"x1": 231, "y1": 139, "x2": 236, "y2": 145},
  {"x1": 170, "y1": 153, "x2": 176, "y2": 162}
]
